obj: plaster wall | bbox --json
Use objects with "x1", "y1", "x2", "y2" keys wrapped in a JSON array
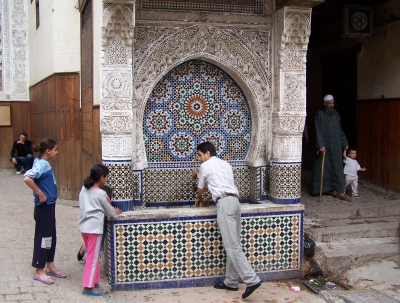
[
  {"x1": 52, "y1": 1, "x2": 81, "y2": 73},
  {"x1": 28, "y1": 0, "x2": 80, "y2": 86},
  {"x1": 357, "y1": 0, "x2": 400, "y2": 99}
]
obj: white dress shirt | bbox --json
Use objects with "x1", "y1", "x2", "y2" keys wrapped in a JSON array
[{"x1": 198, "y1": 156, "x2": 239, "y2": 201}]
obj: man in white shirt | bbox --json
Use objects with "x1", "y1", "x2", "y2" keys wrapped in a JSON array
[{"x1": 195, "y1": 141, "x2": 262, "y2": 299}]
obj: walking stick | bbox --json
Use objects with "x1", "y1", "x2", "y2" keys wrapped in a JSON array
[{"x1": 319, "y1": 151, "x2": 326, "y2": 202}]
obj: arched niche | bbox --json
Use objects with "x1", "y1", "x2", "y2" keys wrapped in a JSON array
[{"x1": 132, "y1": 25, "x2": 272, "y2": 170}]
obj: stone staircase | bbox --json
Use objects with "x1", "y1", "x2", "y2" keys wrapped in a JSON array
[{"x1": 303, "y1": 194, "x2": 400, "y2": 286}]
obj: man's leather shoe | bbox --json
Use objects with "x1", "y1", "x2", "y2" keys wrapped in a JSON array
[
  {"x1": 337, "y1": 194, "x2": 351, "y2": 202},
  {"x1": 214, "y1": 282, "x2": 238, "y2": 291},
  {"x1": 242, "y1": 281, "x2": 262, "y2": 299}
]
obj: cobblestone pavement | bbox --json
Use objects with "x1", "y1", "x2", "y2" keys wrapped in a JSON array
[
  {"x1": 0, "y1": 169, "x2": 111, "y2": 303},
  {"x1": 0, "y1": 168, "x2": 398, "y2": 303}
]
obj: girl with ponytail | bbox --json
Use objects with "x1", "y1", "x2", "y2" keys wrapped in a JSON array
[{"x1": 79, "y1": 164, "x2": 121, "y2": 296}]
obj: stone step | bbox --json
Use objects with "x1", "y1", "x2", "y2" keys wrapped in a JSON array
[
  {"x1": 305, "y1": 200, "x2": 400, "y2": 220},
  {"x1": 317, "y1": 237, "x2": 399, "y2": 278},
  {"x1": 305, "y1": 216, "x2": 399, "y2": 243}
]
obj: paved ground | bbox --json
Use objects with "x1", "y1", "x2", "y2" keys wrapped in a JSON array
[{"x1": 0, "y1": 168, "x2": 398, "y2": 303}]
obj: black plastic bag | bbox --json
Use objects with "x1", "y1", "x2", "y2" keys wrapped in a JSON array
[{"x1": 304, "y1": 236, "x2": 315, "y2": 258}]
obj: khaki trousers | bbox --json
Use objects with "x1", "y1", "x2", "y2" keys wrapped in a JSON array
[{"x1": 216, "y1": 196, "x2": 260, "y2": 287}]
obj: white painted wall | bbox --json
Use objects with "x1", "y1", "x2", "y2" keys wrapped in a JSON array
[
  {"x1": 357, "y1": 0, "x2": 400, "y2": 99},
  {"x1": 28, "y1": 0, "x2": 80, "y2": 86}
]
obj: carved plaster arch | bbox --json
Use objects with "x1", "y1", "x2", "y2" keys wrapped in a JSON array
[{"x1": 132, "y1": 25, "x2": 271, "y2": 170}]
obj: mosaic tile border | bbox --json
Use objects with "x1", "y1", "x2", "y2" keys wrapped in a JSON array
[
  {"x1": 269, "y1": 162, "x2": 301, "y2": 204},
  {"x1": 106, "y1": 162, "x2": 267, "y2": 210},
  {"x1": 103, "y1": 160, "x2": 135, "y2": 211},
  {"x1": 132, "y1": 170, "x2": 142, "y2": 201},
  {"x1": 142, "y1": 165, "x2": 251, "y2": 204},
  {"x1": 142, "y1": 0, "x2": 264, "y2": 14},
  {"x1": 112, "y1": 270, "x2": 302, "y2": 291},
  {"x1": 147, "y1": 160, "x2": 247, "y2": 169},
  {"x1": 108, "y1": 210, "x2": 303, "y2": 290},
  {"x1": 262, "y1": 166, "x2": 268, "y2": 196},
  {"x1": 248, "y1": 166, "x2": 268, "y2": 201},
  {"x1": 143, "y1": 199, "x2": 260, "y2": 208}
]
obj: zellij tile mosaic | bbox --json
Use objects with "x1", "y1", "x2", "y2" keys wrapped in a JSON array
[
  {"x1": 113, "y1": 214, "x2": 300, "y2": 283},
  {"x1": 144, "y1": 60, "x2": 251, "y2": 163}
]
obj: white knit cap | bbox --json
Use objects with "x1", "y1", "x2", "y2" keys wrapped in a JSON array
[{"x1": 323, "y1": 94, "x2": 334, "y2": 102}]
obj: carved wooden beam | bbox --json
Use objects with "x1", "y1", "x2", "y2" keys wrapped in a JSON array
[{"x1": 275, "y1": 0, "x2": 324, "y2": 9}]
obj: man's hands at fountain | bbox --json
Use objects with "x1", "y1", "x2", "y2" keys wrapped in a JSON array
[{"x1": 195, "y1": 195, "x2": 211, "y2": 207}]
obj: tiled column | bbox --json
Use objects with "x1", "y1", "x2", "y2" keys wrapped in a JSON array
[
  {"x1": 101, "y1": 2, "x2": 138, "y2": 211},
  {"x1": 270, "y1": 7, "x2": 311, "y2": 204}
]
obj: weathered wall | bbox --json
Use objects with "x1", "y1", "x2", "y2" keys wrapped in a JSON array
[
  {"x1": 357, "y1": 0, "x2": 400, "y2": 100},
  {"x1": 307, "y1": 0, "x2": 400, "y2": 101},
  {"x1": 0, "y1": 102, "x2": 30, "y2": 168},
  {"x1": 81, "y1": 0, "x2": 102, "y2": 195},
  {"x1": 357, "y1": 98, "x2": 400, "y2": 191},
  {"x1": 27, "y1": 0, "x2": 80, "y2": 85},
  {"x1": 29, "y1": 73, "x2": 82, "y2": 200},
  {"x1": 354, "y1": 7, "x2": 400, "y2": 191}
]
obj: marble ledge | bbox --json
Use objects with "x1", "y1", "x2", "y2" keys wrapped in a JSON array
[{"x1": 111, "y1": 203, "x2": 305, "y2": 221}]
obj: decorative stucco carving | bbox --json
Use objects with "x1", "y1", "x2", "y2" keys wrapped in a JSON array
[
  {"x1": 102, "y1": 133, "x2": 133, "y2": 160},
  {"x1": 0, "y1": 0, "x2": 28, "y2": 100},
  {"x1": 280, "y1": 12, "x2": 311, "y2": 70},
  {"x1": 275, "y1": 9, "x2": 311, "y2": 73},
  {"x1": 272, "y1": 7, "x2": 311, "y2": 163},
  {"x1": 103, "y1": 3, "x2": 134, "y2": 44},
  {"x1": 101, "y1": 97, "x2": 133, "y2": 111},
  {"x1": 101, "y1": 3, "x2": 135, "y2": 159},
  {"x1": 282, "y1": 73, "x2": 306, "y2": 111},
  {"x1": 11, "y1": 0, "x2": 28, "y2": 99},
  {"x1": 132, "y1": 24, "x2": 272, "y2": 168},
  {"x1": 101, "y1": 111, "x2": 133, "y2": 133},
  {"x1": 271, "y1": 134, "x2": 303, "y2": 162},
  {"x1": 102, "y1": 69, "x2": 132, "y2": 99},
  {"x1": 105, "y1": 37, "x2": 129, "y2": 65},
  {"x1": 272, "y1": 114, "x2": 305, "y2": 134}
]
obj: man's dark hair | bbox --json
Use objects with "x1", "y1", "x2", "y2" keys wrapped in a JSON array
[
  {"x1": 197, "y1": 141, "x2": 216, "y2": 156},
  {"x1": 21, "y1": 132, "x2": 28, "y2": 137}
]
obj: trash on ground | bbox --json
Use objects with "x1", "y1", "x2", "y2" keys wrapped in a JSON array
[
  {"x1": 290, "y1": 286, "x2": 301, "y2": 292},
  {"x1": 303, "y1": 277, "x2": 348, "y2": 294}
]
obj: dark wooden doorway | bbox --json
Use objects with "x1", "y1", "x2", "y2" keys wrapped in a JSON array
[{"x1": 321, "y1": 45, "x2": 360, "y2": 148}]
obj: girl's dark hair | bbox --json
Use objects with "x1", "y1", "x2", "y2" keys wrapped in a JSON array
[
  {"x1": 33, "y1": 138, "x2": 57, "y2": 157},
  {"x1": 84, "y1": 164, "x2": 110, "y2": 189},
  {"x1": 197, "y1": 141, "x2": 216, "y2": 156},
  {"x1": 99, "y1": 184, "x2": 113, "y2": 199}
]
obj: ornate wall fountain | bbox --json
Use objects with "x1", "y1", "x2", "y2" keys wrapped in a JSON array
[{"x1": 96, "y1": 0, "x2": 312, "y2": 291}]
